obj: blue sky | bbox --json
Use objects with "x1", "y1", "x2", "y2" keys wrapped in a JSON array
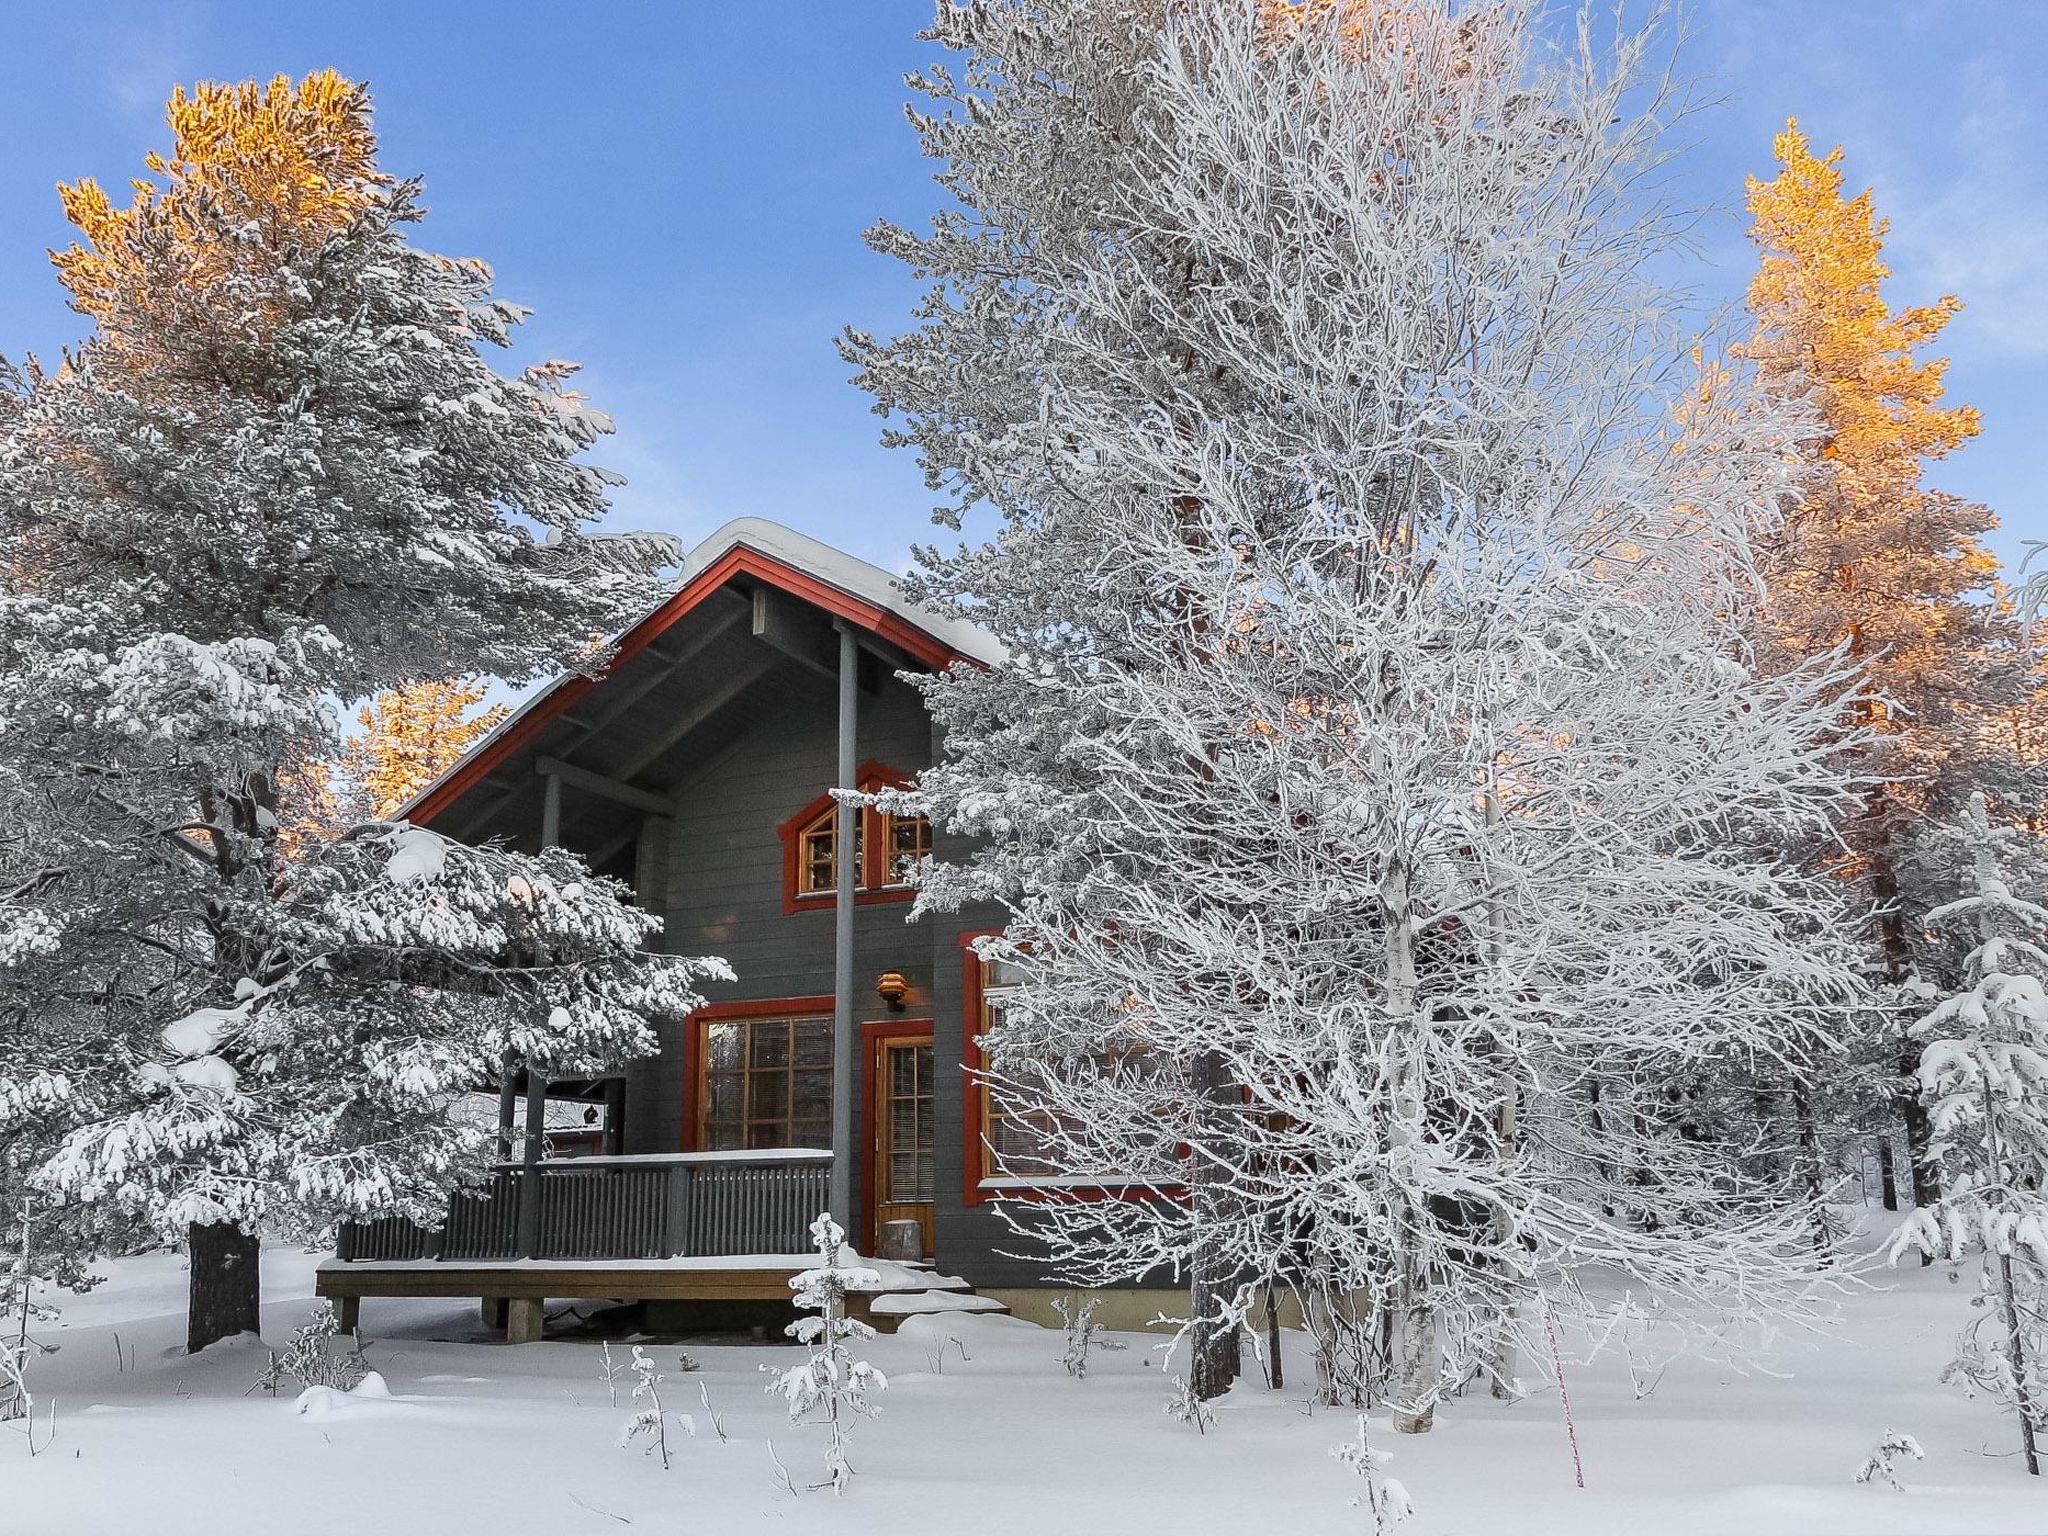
[{"x1": 3, "y1": 2, "x2": 2042, "y2": 579}]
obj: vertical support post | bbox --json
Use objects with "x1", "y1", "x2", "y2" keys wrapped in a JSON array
[
  {"x1": 519, "y1": 770, "x2": 561, "y2": 1260},
  {"x1": 602, "y1": 1076, "x2": 627, "y2": 1157},
  {"x1": 518, "y1": 1068, "x2": 547, "y2": 1258},
  {"x1": 662, "y1": 1162, "x2": 695, "y2": 1259},
  {"x1": 540, "y1": 769, "x2": 562, "y2": 850},
  {"x1": 829, "y1": 622, "x2": 859, "y2": 1234},
  {"x1": 496, "y1": 1050, "x2": 519, "y2": 1162}
]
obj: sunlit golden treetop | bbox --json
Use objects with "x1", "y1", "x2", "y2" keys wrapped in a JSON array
[
  {"x1": 52, "y1": 70, "x2": 384, "y2": 326},
  {"x1": 351, "y1": 677, "x2": 508, "y2": 821},
  {"x1": 1744, "y1": 119, "x2": 2016, "y2": 842},
  {"x1": 1745, "y1": 119, "x2": 1980, "y2": 503}
]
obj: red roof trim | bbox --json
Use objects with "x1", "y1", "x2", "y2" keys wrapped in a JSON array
[{"x1": 409, "y1": 545, "x2": 970, "y2": 827}]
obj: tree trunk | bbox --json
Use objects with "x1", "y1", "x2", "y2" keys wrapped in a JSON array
[
  {"x1": 1870, "y1": 844, "x2": 1940, "y2": 1214},
  {"x1": 1995, "y1": 1248, "x2": 2041, "y2": 1476},
  {"x1": 1187, "y1": 1045, "x2": 1241, "y2": 1403},
  {"x1": 1876, "y1": 1135, "x2": 1898, "y2": 1212},
  {"x1": 1790, "y1": 1078, "x2": 1835, "y2": 1260},
  {"x1": 1263, "y1": 1279, "x2": 1284, "y2": 1392},
  {"x1": 187, "y1": 1221, "x2": 261, "y2": 1354},
  {"x1": 1390, "y1": 1288, "x2": 1438, "y2": 1434}
]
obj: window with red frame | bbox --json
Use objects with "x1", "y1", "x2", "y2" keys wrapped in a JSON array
[
  {"x1": 698, "y1": 1014, "x2": 834, "y2": 1150},
  {"x1": 781, "y1": 765, "x2": 930, "y2": 909}
]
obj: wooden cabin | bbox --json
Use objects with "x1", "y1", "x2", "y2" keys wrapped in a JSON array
[{"x1": 318, "y1": 518, "x2": 1118, "y2": 1338}]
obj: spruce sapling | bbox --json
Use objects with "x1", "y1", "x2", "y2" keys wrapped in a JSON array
[
  {"x1": 764, "y1": 1214, "x2": 886, "y2": 1494},
  {"x1": 1854, "y1": 1430, "x2": 1925, "y2": 1492},
  {"x1": 618, "y1": 1345, "x2": 693, "y2": 1470}
]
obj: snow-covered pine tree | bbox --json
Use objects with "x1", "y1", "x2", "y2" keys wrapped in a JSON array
[
  {"x1": 0, "y1": 73, "x2": 707, "y2": 1350},
  {"x1": 1892, "y1": 793, "x2": 2048, "y2": 1476},
  {"x1": 848, "y1": 0, "x2": 1867, "y2": 1421},
  {"x1": 347, "y1": 678, "x2": 510, "y2": 821},
  {"x1": 1743, "y1": 122, "x2": 2032, "y2": 1220}
]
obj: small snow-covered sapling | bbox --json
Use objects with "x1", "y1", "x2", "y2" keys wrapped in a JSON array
[
  {"x1": 763, "y1": 1213, "x2": 886, "y2": 1494},
  {"x1": 258, "y1": 1303, "x2": 368, "y2": 1396},
  {"x1": 1333, "y1": 1414, "x2": 1414, "y2": 1534},
  {"x1": 1054, "y1": 1293, "x2": 1102, "y2": 1379},
  {"x1": 1165, "y1": 1374, "x2": 1215, "y2": 1435},
  {"x1": 618, "y1": 1345, "x2": 694, "y2": 1470},
  {"x1": 1855, "y1": 1429, "x2": 1925, "y2": 1492}
]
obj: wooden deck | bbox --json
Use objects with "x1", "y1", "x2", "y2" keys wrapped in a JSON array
[
  {"x1": 322, "y1": 1149, "x2": 835, "y2": 1340},
  {"x1": 316, "y1": 1257, "x2": 814, "y2": 1304}
]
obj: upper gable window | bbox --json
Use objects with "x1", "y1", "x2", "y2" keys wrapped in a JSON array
[
  {"x1": 795, "y1": 805, "x2": 863, "y2": 898},
  {"x1": 777, "y1": 763, "x2": 929, "y2": 914}
]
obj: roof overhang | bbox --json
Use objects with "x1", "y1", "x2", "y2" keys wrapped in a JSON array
[{"x1": 405, "y1": 517, "x2": 997, "y2": 829}]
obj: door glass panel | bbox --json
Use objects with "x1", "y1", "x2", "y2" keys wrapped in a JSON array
[{"x1": 880, "y1": 1041, "x2": 935, "y2": 1204}]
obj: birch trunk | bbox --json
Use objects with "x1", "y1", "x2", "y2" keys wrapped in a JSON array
[{"x1": 1384, "y1": 859, "x2": 1437, "y2": 1433}]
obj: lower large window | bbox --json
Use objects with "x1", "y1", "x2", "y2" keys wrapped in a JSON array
[
  {"x1": 699, "y1": 1014, "x2": 833, "y2": 1150},
  {"x1": 979, "y1": 958, "x2": 1076, "y2": 1177}
]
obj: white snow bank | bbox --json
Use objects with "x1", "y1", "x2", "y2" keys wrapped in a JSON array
[{"x1": 868, "y1": 1290, "x2": 1008, "y2": 1316}]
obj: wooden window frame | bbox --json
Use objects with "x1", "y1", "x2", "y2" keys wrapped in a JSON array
[
  {"x1": 680, "y1": 996, "x2": 835, "y2": 1153},
  {"x1": 775, "y1": 760, "x2": 927, "y2": 916}
]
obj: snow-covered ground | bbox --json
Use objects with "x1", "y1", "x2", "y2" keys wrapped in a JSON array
[{"x1": 6, "y1": 1243, "x2": 2042, "y2": 1536}]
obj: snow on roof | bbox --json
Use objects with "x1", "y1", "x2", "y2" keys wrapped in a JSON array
[
  {"x1": 688, "y1": 517, "x2": 1005, "y2": 668},
  {"x1": 397, "y1": 516, "x2": 1000, "y2": 821}
]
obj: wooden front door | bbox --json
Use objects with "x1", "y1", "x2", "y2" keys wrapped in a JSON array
[{"x1": 870, "y1": 1030, "x2": 935, "y2": 1259}]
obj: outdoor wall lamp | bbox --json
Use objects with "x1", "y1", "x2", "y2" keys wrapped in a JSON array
[{"x1": 875, "y1": 971, "x2": 910, "y2": 1010}]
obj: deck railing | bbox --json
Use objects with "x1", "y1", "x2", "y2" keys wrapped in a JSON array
[{"x1": 334, "y1": 1150, "x2": 834, "y2": 1264}]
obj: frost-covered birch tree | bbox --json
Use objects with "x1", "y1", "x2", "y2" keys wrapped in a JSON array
[
  {"x1": 1892, "y1": 793, "x2": 2048, "y2": 1476},
  {"x1": 847, "y1": 0, "x2": 1867, "y2": 1419},
  {"x1": 0, "y1": 73, "x2": 716, "y2": 1350}
]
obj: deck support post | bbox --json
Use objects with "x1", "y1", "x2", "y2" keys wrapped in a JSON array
[
  {"x1": 602, "y1": 1077, "x2": 627, "y2": 1158},
  {"x1": 518, "y1": 1070, "x2": 547, "y2": 1258},
  {"x1": 829, "y1": 621, "x2": 858, "y2": 1236},
  {"x1": 481, "y1": 1296, "x2": 508, "y2": 1333},
  {"x1": 506, "y1": 1297, "x2": 545, "y2": 1345},
  {"x1": 520, "y1": 773, "x2": 561, "y2": 1261},
  {"x1": 334, "y1": 1294, "x2": 361, "y2": 1334},
  {"x1": 495, "y1": 1051, "x2": 519, "y2": 1162}
]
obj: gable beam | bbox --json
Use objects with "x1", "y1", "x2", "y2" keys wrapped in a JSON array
[
  {"x1": 534, "y1": 756, "x2": 678, "y2": 817},
  {"x1": 553, "y1": 588, "x2": 750, "y2": 753},
  {"x1": 751, "y1": 586, "x2": 839, "y2": 679},
  {"x1": 608, "y1": 653, "x2": 779, "y2": 786}
]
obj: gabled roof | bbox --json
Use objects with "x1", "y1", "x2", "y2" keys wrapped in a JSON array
[{"x1": 404, "y1": 516, "x2": 999, "y2": 827}]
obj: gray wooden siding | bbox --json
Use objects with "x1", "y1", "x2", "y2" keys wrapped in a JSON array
[{"x1": 591, "y1": 655, "x2": 1077, "y2": 1289}]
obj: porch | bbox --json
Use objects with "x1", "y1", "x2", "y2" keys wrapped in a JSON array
[
  {"x1": 318, "y1": 1149, "x2": 832, "y2": 1341},
  {"x1": 316, "y1": 1147, "x2": 1000, "y2": 1338}
]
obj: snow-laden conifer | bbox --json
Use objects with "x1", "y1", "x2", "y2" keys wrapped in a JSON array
[
  {"x1": 765, "y1": 1214, "x2": 886, "y2": 1493},
  {"x1": 849, "y1": 0, "x2": 1867, "y2": 1422},
  {"x1": 1892, "y1": 792, "x2": 2048, "y2": 1475},
  {"x1": 0, "y1": 72, "x2": 712, "y2": 1349}
]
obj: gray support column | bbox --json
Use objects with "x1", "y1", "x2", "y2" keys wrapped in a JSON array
[
  {"x1": 540, "y1": 769, "x2": 562, "y2": 849},
  {"x1": 601, "y1": 1076, "x2": 627, "y2": 1157},
  {"x1": 521, "y1": 770, "x2": 563, "y2": 1256},
  {"x1": 495, "y1": 1051, "x2": 519, "y2": 1162},
  {"x1": 829, "y1": 622, "x2": 859, "y2": 1233},
  {"x1": 518, "y1": 1068, "x2": 547, "y2": 1258}
]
